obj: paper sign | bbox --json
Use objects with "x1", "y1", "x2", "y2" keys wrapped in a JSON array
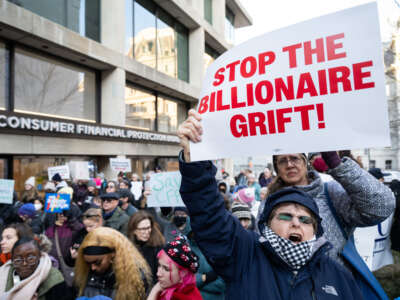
[
  {"x1": 131, "y1": 181, "x2": 143, "y2": 200},
  {"x1": 147, "y1": 172, "x2": 184, "y2": 207},
  {"x1": 354, "y1": 213, "x2": 394, "y2": 271},
  {"x1": 48, "y1": 165, "x2": 70, "y2": 180},
  {"x1": 45, "y1": 193, "x2": 71, "y2": 213},
  {"x1": 69, "y1": 161, "x2": 90, "y2": 180},
  {"x1": 110, "y1": 158, "x2": 132, "y2": 172},
  {"x1": 0, "y1": 179, "x2": 14, "y2": 204},
  {"x1": 191, "y1": 2, "x2": 390, "y2": 161}
]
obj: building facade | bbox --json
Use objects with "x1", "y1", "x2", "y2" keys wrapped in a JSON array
[{"x1": 0, "y1": 0, "x2": 251, "y2": 193}]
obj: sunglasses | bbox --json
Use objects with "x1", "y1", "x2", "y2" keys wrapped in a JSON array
[{"x1": 275, "y1": 213, "x2": 314, "y2": 225}]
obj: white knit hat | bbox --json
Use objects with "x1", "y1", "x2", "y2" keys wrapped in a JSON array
[
  {"x1": 231, "y1": 202, "x2": 251, "y2": 220},
  {"x1": 25, "y1": 176, "x2": 35, "y2": 187}
]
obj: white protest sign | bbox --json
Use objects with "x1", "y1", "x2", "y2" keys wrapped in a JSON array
[
  {"x1": 131, "y1": 181, "x2": 143, "y2": 200},
  {"x1": 354, "y1": 214, "x2": 394, "y2": 271},
  {"x1": 147, "y1": 172, "x2": 184, "y2": 207},
  {"x1": 48, "y1": 165, "x2": 70, "y2": 180},
  {"x1": 191, "y1": 2, "x2": 390, "y2": 161},
  {"x1": 69, "y1": 161, "x2": 90, "y2": 180},
  {"x1": 0, "y1": 179, "x2": 14, "y2": 204},
  {"x1": 110, "y1": 158, "x2": 132, "y2": 173}
]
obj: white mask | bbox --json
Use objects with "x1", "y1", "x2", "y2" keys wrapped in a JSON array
[{"x1": 34, "y1": 203, "x2": 43, "y2": 211}]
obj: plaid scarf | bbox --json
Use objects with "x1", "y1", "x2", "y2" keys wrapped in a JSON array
[{"x1": 263, "y1": 227, "x2": 312, "y2": 270}]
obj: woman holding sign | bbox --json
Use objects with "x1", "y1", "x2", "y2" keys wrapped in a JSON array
[{"x1": 178, "y1": 109, "x2": 395, "y2": 300}]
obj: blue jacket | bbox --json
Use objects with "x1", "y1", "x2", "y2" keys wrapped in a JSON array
[{"x1": 179, "y1": 158, "x2": 363, "y2": 300}]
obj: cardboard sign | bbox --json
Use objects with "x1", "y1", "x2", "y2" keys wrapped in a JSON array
[
  {"x1": 0, "y1": 179, "x2": 14, "y2": 204},
  {"x1": 131, "y1": 181, "x2": 143, "y2": 200},
  {"x1": 110, "y1": 158, "x2": 132, "y2": 172},
  {"x1": 354, "y1": 214, "x2": 394, "y2": 271},
  {"x1": 69, "y1": 161, "x2": 90, "y2": 180},
  {"x1": 45, "y1": 193, "x2": 71, "y2": 213},
  {"x1": 191, "y1": 2, "x2": 390, "y2": 161},
  {"x1": 48, "y1": 165, "x2": 70, "y2": 180},
  {"x1": 147, "y1": 172, "x2": 184, "y2": 207}
]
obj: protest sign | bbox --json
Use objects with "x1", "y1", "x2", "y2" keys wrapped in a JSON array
[
  {"x1": 110, "y1": 158, "x2": 132, "y2": 173},
  {"x1": 45, "y1": 193, "x2": 71, "y2": 213},
  {"x1": 147, "y1": 172, "x2": 184, "y2": 207},
  {"x1": 48, "y1": 165, "x2": 70, "y2": 180},
  {"x1": 191, "y1": 2, "x2": 390, "y2": 161},
  {"x1": 69, "y1": 161, "x2": 90, "y2": 180},
  {"x1": 0, "y1": 179, "x2": 14, "y2": 204},
  {"x1": 354, "y1": 213, "x2": 394, "y2": 271},
  {"x1": 131, "y1": 181, "x2": 143, "y2": 200}
]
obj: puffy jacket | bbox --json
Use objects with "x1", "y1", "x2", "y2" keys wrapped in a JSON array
[{"x1": 179, "y1": 158, "x2": 363, "y2": 300}]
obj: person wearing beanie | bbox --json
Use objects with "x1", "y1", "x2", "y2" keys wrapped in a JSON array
[
  {"x1": 163, "y1": 207, "x2": 190, "y2": 242},
  {"x1": 18, "y1": 203, "x2": 44, "y2": 234},
  {"x1": 51, "y1": 173, "x2": 62, "y2": 184},
  {"x1": 177, "y1": 109, "x2": 393, "y2": 299},
  {"x1": 21, "y1": 176, "x2": 39, "y2": 204},
  {"x1": 231, "y1": 202, "x2": 252, "y2": 230},
  {"x1": 147, "y1": 235, "x2": 202, "y2": 300},
  {"x1": 118, "y1": 189, "x2": 137, "y2": 216}
]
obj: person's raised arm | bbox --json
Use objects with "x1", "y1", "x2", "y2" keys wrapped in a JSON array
[{"x1": 177, "y1": 109, "x2": 203, "y2": 163}]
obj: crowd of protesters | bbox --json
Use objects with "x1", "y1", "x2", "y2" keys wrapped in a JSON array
[{"x1": 0, "y1": 111, "x2": 399, "y2": 298}]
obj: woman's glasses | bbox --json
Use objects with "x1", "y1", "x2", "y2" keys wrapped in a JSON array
[
  {"x1": 13, "y1": 255, "x2": 38, "y2": 266},
  {"x1": 276, "y1": 213, "x2": 314, "y2": 225}
]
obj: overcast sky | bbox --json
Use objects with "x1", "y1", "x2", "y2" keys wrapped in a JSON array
[{"x1": 235, "y1": 0, "x2": 400, "y2": 45}]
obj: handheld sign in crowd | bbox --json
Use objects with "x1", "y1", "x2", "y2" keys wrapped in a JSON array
[
  {"x1": 147, "y1": 172, "x2": 184, "y2": 207},
  {"x1": 354, "y1": 214, "x2": 394, "y2": 271},
  {"x1": 69, "y1": 161, "x2": 90, "y2": 180},
  {"x1": 191, "y1": 2, "x2": 390, "y2": 161},
  {"x1": 45, "y1": 193, "x2": 71, "y2": 213},
  {"x1": 0, "y1": 179, "x2": 14, "y2": 204},
  {"x1": 110, "y1": 158, "x2": 132, "y2": 173},
  {"x1": 131, "y1": 181, "x2": 143, "y2": 201},
  {"x1": 48, "y1": 165, "x2": 70, "y2": 180}
]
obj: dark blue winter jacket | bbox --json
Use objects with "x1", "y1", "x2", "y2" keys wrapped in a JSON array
[{"x1": 179, "y1": 157, "x2": 363, "y2": 300}]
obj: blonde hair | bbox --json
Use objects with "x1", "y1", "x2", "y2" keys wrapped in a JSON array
[{"x1": 75, "y1": 227, "x2": 152, "y2": 300}]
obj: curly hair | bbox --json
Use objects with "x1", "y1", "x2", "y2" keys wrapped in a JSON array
[
  {"x1": 75, "y1": 227, "x2": 152, "y2": 300},
  {"x1": 128, "y1": 210, "x2": 165, "y2": 247}
]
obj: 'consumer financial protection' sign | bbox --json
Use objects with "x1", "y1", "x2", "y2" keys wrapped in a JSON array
[{"x1": 191, "y1": 2, "x2": 390, "y2": 161}]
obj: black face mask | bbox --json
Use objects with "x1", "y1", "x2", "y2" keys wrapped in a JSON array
[
  {"x1": 219, "y1": 188, "x2": 226, "y2": 194},
  {"x1": 173, "y1": 216, "x2": 187, "y2": 227}
]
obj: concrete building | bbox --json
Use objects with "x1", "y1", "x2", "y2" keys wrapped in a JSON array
[{"x1": 0, "y1": 0, "x2": 251, "y2": 193}]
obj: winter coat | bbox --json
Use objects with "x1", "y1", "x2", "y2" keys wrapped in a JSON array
[
  {"x1": 157, "y1": 283, "x2": 203, "y2": 300},
  {"x1": 248, "y1": 182, "x2": 261, "y2": 202},
  {"x1": 135, "y1": 240, "x2": 162, "y2": 284},
  {"x1": 4, "y1": 265, "x2": 72, "y2": 300},
  {"x1": 188, "y1": 236, "x2": 225, "y2": 300},
  {"x1": 287, "y1": 158, "x2": 395, "y2": 265},
  {"x1": 103, "y1": 207, "x2": 129, "y2": 235},
  {"x1": 179, "y1": 158, "x2": 363, "y2": 300}
]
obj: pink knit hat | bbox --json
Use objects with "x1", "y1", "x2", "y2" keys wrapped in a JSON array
[{"x1": 236, "y1": 188, "x2": 255, "y2": 206}]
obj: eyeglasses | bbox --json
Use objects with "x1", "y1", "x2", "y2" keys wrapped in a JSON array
[
  {"x1": 136, "y1": 226, "x2": 151, "y2": 232},
  {"x1": 13, "y1": 255, "x2": 38, "y2": 266},
  {"x1": 106, "y1": 185, "x2": 115, "y2": 189},
  {"x1": 276, "y1": 156, "x2": 303, "y2": 167},
  {"x1": 275, "y1": 213, "x2": 314, "y2": 225}
]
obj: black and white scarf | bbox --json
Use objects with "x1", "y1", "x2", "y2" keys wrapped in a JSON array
[{"x1": 263, "y1": 227, "x2": 313, "y2": 270}]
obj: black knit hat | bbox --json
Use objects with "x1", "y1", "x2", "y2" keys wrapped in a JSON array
[
  {"x1": 163, "y1": 235, "x2": 199, "y2": 273},
  {"x1": 51, "y1": 173, "x2": 62, "y2": 182}
]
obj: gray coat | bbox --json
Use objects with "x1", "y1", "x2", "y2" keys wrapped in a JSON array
[
  {"x1": 104, "y1": 207, "x2": 129, "y2": 235},
  {"x1": 282, "y1": 158, "x2": 395, "y2": 265}
]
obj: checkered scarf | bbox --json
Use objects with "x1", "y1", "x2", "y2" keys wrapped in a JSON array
[{"x1": 263, "y1": 227, "x2": 312, "y2": 270}]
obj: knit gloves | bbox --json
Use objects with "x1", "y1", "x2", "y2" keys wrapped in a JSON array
[{"x1": 321, "y1": 151, "x2": 341, "y2": 169}]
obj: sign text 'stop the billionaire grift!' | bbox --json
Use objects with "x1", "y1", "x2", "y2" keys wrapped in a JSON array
[{"x1": 190, "y1": 2, "x2": 390, "y2": 161}]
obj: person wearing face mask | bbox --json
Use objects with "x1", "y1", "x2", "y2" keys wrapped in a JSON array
[
  {"x1": 74, "y1": 227, "x2": 151, "y2": 300},
  {"x1": 0, "y1": 237, "x2": 72, "y2": 300},
  {"x1": 18, "y1": 203, "x2": 44, "y2": 235},
  {"x1": 0, "y1": 223, "x2": 33, "y2": 266},
  {"x1": 163, "y1": 207, "x2": 189, "y2": 242}
]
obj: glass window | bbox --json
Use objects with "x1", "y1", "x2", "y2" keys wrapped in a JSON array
[
  {"x1": 0, "y1": 43, "x2": 8, "y2": 110},
  {"x1": 204, "y1": 0, "x2": 212, "y2": 24},
  {"x1": 204, "y1": 44, "x2": 219, "y2": 73},
  {"x1": 369, "y1": 160, "x2": 376, "y2": 169},
  {"x1": 125, "y1": 85, "x2": 156, "y2": 131},
  {"x1": 157, "y1": 9, "x2": 177, "y2": 78},
  {"x1": 8, "y1": 0, "x2": 100, "y2": 41},
  {"x1": 157, "y1": 96, "x2": 186, "y2": 133},
  {"x1": 385, "y1": 160, "x2": 392, "y2": 170},
  {"x1": 131, "y1": 0, "x2": 157, "y2": 68},
  {"x1": 225, "y1": 6, "x2": 235, "y2": 44},
  {"x1": 127, "y1": 0, "x2": 188, "y2": 82},
  {"x1": 14, "y1": 48, "x2": 96, "y2": 121}
]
